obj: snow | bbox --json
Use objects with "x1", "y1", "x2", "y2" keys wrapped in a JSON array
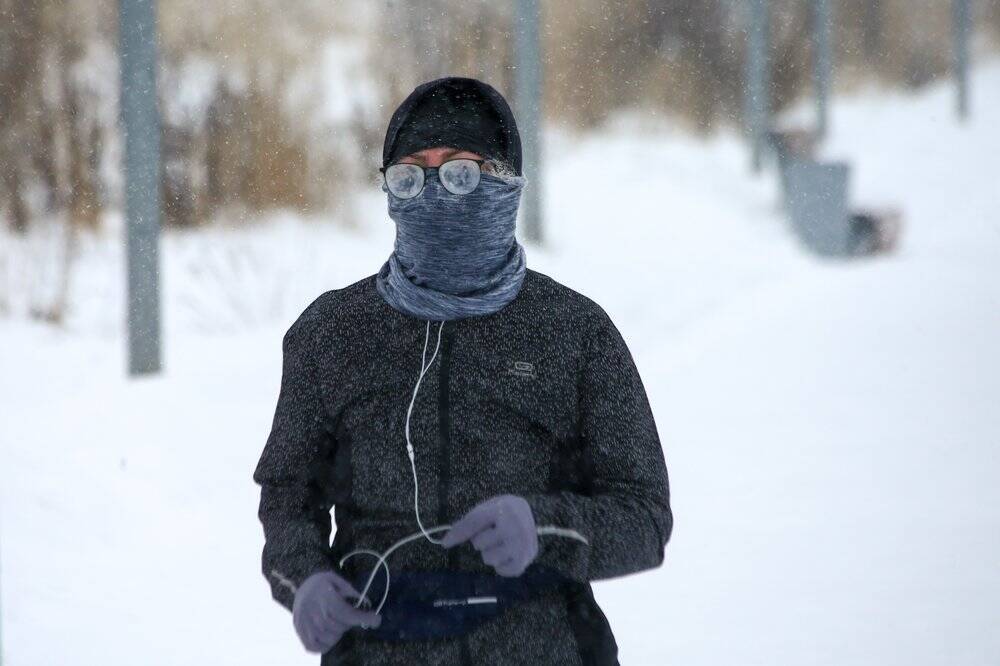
[{"x1": 2, "y1": 61, "x2": 999, "y2": 665}]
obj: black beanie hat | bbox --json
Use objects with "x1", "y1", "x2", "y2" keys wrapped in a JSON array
[{"x1": 382, "y1": 77, "x2": 523, "y2": 176}]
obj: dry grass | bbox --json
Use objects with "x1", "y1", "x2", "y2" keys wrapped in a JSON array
[{"x1": 1, "y1": 0, "x2": 995, "y2": 236}]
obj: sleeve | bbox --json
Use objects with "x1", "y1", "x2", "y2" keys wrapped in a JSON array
[
  {"x1": 252, "y1": 304, "x2": 337, "y2": 611},
  {"x1": 523, "y1": 305, "x2": 673, "y2": 583}
]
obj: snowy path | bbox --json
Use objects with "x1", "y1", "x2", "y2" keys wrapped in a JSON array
[{"x1": 2, "y1": 64, "x2": 999, "y2": 664}]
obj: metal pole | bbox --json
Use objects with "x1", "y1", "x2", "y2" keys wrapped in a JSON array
[
  {"x1": 952, "y1": 0, "x2": 971, "y2": 121},
  {"x1": 813, "y1": 0, "x2": 832, "y2": 138},
  {"x1": 514, "y1": 0, "x2": 544, "y2": 245},
  {"x1": 120, "y1": 0, "x2": 162, "y2": 375},
  {"x1": 746, "y1": 0, "x2": 770, "y2": 172}
]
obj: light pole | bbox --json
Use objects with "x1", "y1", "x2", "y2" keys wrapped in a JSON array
[
  {"x1": 952, "y1": 0, "x2": 971, "y2": 120},
  {"x1": 813, "y1": 0, "x2": 832, "y2": 137},
  {"x1": 746, "y1": 0, "x2": 771, "y2": 172},
  {"x1": 120, "y1": 0, "x2": 162, "y2": 376},
  {"x1": 514, "y1": 0, "x2": 544, "y2": 244}
]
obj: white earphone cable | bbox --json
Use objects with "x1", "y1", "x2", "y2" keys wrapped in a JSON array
[{"x1": 406, "y1": 319, "x2": 446, "y2": 545}]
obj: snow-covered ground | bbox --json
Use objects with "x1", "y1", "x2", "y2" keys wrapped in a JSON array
[{"x1": 2, "y1": 62, "x2": 999, "y2": 665}]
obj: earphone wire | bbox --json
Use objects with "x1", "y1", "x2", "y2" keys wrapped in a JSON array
[{"x1": 406, "y1": 319, "x2": 446, "y2": 545}]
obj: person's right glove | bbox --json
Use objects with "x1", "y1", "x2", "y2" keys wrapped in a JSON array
[{"x1": 292, "y1": 570, "x2": 382, "y2": 654}]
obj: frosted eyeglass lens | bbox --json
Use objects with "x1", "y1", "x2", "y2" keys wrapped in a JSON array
[
  {"x1": 385, "y1": 163, "x2": 424, "y2": 199},
  {"x1": 439, "y1": 159, "x2": 481, "y2": 195}
]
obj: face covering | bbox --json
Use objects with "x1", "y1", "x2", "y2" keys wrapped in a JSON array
[{"x1": 375, "y1": 171, "x2": 528, "y2": 322}]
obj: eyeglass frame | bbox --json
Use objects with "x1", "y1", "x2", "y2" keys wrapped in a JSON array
[{"x1": 379, "y1": 157, "x2": 497, "y2": 199}]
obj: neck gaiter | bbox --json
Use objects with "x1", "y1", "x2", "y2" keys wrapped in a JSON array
[{"x1": 376, "y1": 172, "x2": 528, "y2": 322}]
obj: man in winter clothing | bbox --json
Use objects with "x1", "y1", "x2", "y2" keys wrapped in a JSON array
[{"x1": 253, "y1": 76, "x2": 673, "y2": 665}]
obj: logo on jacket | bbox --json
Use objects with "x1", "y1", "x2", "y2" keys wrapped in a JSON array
[{"x1": 507, "y1": 360, "x2": 536, "y2": 379}]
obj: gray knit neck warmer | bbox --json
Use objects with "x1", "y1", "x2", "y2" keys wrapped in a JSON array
[{"x1": 376, "y1": 172, "x2": 527, "y2": 322}]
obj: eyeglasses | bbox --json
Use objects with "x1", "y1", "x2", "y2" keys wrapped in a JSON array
[{"x1": 380, "y1": 158, "x2": 493, "y2": 199}]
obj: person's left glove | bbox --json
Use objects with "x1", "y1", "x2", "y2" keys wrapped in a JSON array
[{"x1": 440, "y1": 494, "x2": 539, "y2": 577}]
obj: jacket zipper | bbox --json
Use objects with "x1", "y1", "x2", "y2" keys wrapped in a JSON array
[
  {"x1": 436, "y1": 323, "x2": 453, "y2": 535},
  {"x1": 435, "y1": 324, "x2": 472, "y2": 664}
]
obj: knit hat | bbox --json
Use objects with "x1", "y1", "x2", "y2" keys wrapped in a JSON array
[{"x1": 382, "y1": 77, "x2": 523, "y2": 176}]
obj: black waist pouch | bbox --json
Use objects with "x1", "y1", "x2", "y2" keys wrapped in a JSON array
[{"x1": 354, "y1": 566, "x2": 565, "y2": 642}]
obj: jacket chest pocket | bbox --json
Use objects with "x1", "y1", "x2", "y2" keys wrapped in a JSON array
[
  {"x1": 454, "y1": 349, "x2": 578, "y2": 495},
  {"x1": 467, "y1": 352, "x2": 575, "y2": 436}
]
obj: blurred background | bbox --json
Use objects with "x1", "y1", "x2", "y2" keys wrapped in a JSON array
[{"x1": 1, "y1": 1, "x2": 999, "y2": 664}]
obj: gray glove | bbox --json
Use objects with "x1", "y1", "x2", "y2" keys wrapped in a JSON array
[
  {"x1": 441, "y1": 494, "x2": 539, "y2": 577},
  {"x1": 292, "y1": 570, "x2": 382, "y2": 653}
]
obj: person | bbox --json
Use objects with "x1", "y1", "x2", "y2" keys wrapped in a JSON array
[{"x1": 252, "y1": 76, "x2": 673, "y2": 665}]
